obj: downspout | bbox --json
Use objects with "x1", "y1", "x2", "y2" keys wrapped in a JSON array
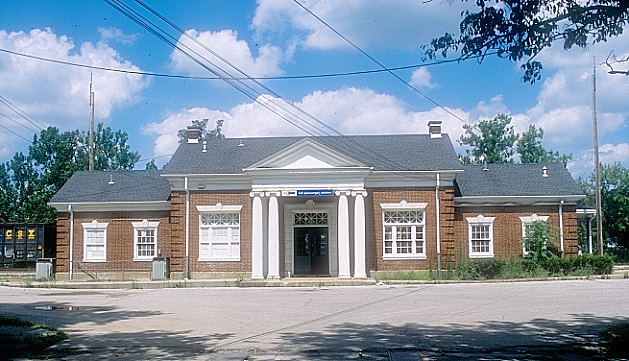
[
  {"x1": 559, "y1": 200, "x2": 564, "y2": 258},
  {"x1": 184, "y1": 176, "x2": 190, "y2": 280},
  {"x1": 68, "y1": 204, "x2": 74, "y2": 280},
  {"x1": 435, "y1": 173, "x2": 441, "y2": 276}
]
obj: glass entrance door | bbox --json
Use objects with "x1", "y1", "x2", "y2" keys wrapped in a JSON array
[{"x1": 294, "y1": 227, "x2": 329, "y2": 276}]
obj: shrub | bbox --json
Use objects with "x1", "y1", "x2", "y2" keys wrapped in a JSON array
[
  {"x1": 540, "y1": 255, "x2": 614, "y2": 275},
  {"x1": 457, "y1": 258, "x2": 505, "y2": 280},
  {"x1": 522, "y1": 220, "x2": 559, "y2": 262},
  {"x1": 500, "y1": 258, "x2": 548, "y2": 279}
]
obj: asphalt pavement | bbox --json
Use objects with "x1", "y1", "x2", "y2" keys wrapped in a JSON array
[{"x1": 1, "y1": 279, "x2": 628, "y2": 360}]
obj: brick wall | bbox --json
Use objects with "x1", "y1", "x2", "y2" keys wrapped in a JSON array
[
  {"x1": 453, "y1": 204, "x2": 579, "y2": 262},
  {"x1": 368, "y1": 187, "x2": 456, "y2": 272},
  {"x1": 187, "y1": 191, "x2": 252, "y2": 273},
  {"x1": 55, "y1": 210, "x2": 170, "y2": 273}
]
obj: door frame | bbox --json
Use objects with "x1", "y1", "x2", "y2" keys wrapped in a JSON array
[
  {"x1": 293, "y1": 225, "x2": 330, "y2": 276},
  {"x1": 283, "y1": 201, "x2": 337, "y2": 277}
]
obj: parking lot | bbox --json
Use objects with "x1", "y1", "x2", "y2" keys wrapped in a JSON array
[{"x1": 1, "y1": 279, "x2": 628, "y2": 360}]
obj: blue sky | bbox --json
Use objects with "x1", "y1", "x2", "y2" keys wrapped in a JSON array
[{"x1": 0, "y1": 0, "x2": 627, "y2": 177}]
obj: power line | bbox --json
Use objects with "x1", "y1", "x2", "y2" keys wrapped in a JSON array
[
  {"x1": 0, "y1": 113, "x2": 32, "y2": 142},
  {"x1": 105, "y1": 0, "x2": 458, "y2": 177},
  {"x1": 130, "y1": 0, "x2": 434, "y2": 173},
  {"x1": 291, "y1": 0, "x2": 472, "y2": 127},
  {"x1": 0, "y1": 95, "x2": 46, "y2": 130},
  {"x1": 0, "y1": 45, "x2": 494, "y2": 81},
  {"x1": 0, "y1": 110, "x2": 39, "y2": 134}
]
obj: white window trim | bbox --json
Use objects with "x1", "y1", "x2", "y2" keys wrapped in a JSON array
[
  {"x1": 519, "y1": 214, "x2": 549, "y2": 256},
  {"x1": 82, "y1": 220, "x2": 108, "y2": 262},
  {"x1": 196, "y1": 204, "x2": 243, "y2": 212},
  {"x1": 380, "y1": 201, "x2": 428, "y2": 210},
  {"x1": 198, "y1": 206, "x2": 242, "y2": 262},
  {"x1": 466, "y1": 215, "x2": 495, "y2": 258},
  {"x1": 380, "y1": 201, "x2": 427, "y2": 260},
  {"x1": 132, "y1": 219, "x2": 160, "y2": 261}
]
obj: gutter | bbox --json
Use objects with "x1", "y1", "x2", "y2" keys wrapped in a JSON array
[
  {"x1": 435, "y1": 173, "x2": 441, "y2": 275},
  {"x1": 68, "y1": 204, "x2": 74, "y2": 280},
  {"x1": 184, "y1": 176, "x2": 190, "y2": 280},
  {"x1": 559, "y1": 200, "x2": 564, "y2": 257}
]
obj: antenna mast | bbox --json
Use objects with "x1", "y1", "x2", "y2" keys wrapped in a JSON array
[{"x1": 88, "y1": 72, "x2": 95, "y2": 171}]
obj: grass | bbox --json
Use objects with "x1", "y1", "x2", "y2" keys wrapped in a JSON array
[
  {"x1": 373, "y1": 270, "x2": 433, "y2": 281},
  {"x1": 0, "y1": 315, "x2": 67, "y2": 358}
]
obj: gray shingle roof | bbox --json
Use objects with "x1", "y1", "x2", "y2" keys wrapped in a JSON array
[
  {"x1": 163, "y1": 134, "x2": 462, "y2": 174},
  {"x1": 455, "y1": 163, "x2": 584, "y2": 197},
  {"x1": 49, "y1": 170, "x2": 170, "y2": 203}
]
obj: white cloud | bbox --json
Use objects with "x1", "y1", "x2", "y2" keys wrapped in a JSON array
[
  {"x1": 252, "y1": 0, "x2": 469, "y2": 51},
  {"x1": 98, "y1": 27, "x2": 141, "y2": 45},
  {"x1": 0, "y1": 28, "x2": 149, "y2": 131},
  {"x1": 568, "y1": 143, "x2": 629, "y2": 177},
  {"x1": 409, "y1": 68, "x2": 437, "y2": 89},
  {"x1": 143, "y1": 87, "x2": 470, "y2": 159},
  {"x1": 169, "y1": 29, "x2": 285, "y2": 78},
  {"x1": 143, "y1": 107, "x2": 230, "y2": 157}
]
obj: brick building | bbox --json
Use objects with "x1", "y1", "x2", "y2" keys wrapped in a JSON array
[{"x1": 49, "y1": 122, "x2": 584, "y2": 280}]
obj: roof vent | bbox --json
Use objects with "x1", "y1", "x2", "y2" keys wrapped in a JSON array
[
  {"x1": 428, "y1": 120, "x2": 442, "y2": 139},
  {"x1": 108, "y1": 174, "x2": 115, "y2": 185},
  {"x1": 202, "y1": 140, "x2": 207, "y2": 153},
  {"x1": 186, "y1": 126, "x2": 202, "y2": 144},
  {"x1": 238, "y1": 139, "x2": 244, "y2": 147},
  {"x1": 482, "y1": 164, "x2": 489, "y2": 172},
  {"x1": 542, "y1": 166, "x2": 549, "y2": 177}
]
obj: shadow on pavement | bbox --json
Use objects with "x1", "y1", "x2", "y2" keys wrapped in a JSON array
[{"x1": 265, "y1": 313, "x2": 629, "y2": 360}]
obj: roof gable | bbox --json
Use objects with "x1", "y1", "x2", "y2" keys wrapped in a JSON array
[{"x1": 245, "y1": 138, "x2": 368, "y2": 170}]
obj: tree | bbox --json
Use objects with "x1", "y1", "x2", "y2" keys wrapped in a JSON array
[
  {"x1": 522, "y1": 220, "x2": 559, "y2": 262},
  {"x1": 581, "y1": 163, "x2": 629, "y2": 250},
  {"x1": 145, "y1": 159, "x2": 158, "y2": 170},
  {"x1": 422, "y1": 1, "x2": 629, "y2": 83},
  {"x1": 517, "y1": 125, "x2": 572, "y2": 165},
  {"x1": 459, "y1": 113, "x2": 518, "y2": 164},
  {"x1": 177, "y1": 119, "x2": 225, "y2": 143},
  {"x1": 0, "y1": 124, "x2": 141, "y2": 223}
]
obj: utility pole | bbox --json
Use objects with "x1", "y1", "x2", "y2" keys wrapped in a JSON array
[
  {"x1": 592, "y1": 55, "x2": 604, "y2": 255},
  {"x1": 88, "y1": 72, "x2": 95, "y2": 171}
]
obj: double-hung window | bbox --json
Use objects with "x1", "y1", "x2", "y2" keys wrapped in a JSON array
[
  {"x1": 380, "y1": 202, "x2": 427, "y2": 259},
  {"x1": 519, "y1": 215, "x2": 549, "y2": 256},
  {"x1": 132, "y1": 220, "x2": 159, "y2": 261},
  {"x1": 197, "y1": 205, "x2": 242, "y2": 261},
  {"x1": 467, "y1": 215, "x2": 495, "y2": 258},
  {"x1": 82, "y1": 220, "x2": 108, "y2": 262}
]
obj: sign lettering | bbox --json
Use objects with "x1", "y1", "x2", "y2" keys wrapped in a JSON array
[{"x1": 297, "y1": 189, "x2": 333, "y2": 197}]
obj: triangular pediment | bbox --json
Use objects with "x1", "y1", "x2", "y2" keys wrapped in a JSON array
[{"x1": 246, "y1": 138, "x2": 367, "y2": 170}]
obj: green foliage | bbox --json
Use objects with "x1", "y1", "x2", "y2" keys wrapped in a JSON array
[
  {"x1": 580, "y1": 163, "x2": 629, "y2": 250},
  {"x1": 459, "y1": 115, "x2": 571, "y2": 165},
  {"x1": 522, "y1": 220, "x2": 560, "y2": 262},
  {"x1": 455, "y1": 255, "x2": 612, "y2": 280},
  {"x1": 422, "y1": 1, "x2": 629, "y2": 83},
  {"x1": 0, "y1": 124, "x2": 140, "y2": 223},
  {"x1": 517, "y1": 125, "x2": 571, "y2": 166},
  {"x1": 145, "y1": 159, "x2": 158, "y2": 170},
  {"x1": 459, "y1": 114, "x2": 517, "y2": 164},
  {"x1": 373, "y1": 270, "x2": 433, "y2": 281},
  {"x1": 177, "y1": 118, "x2": 225, "y2": 143},
  {"x1": 457, "y1": 258, "x2": 506, "y2": 280}
]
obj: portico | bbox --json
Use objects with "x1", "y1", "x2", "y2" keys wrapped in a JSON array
[{"x1": 249, "y1": 188, "x2": 368, "y2": 279}]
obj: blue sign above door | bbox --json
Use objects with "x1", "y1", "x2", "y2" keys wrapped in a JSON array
[{"x1": 296, "y1": 189, "x2": 334, "y2": 197}]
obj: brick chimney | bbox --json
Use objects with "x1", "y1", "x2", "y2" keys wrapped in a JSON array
[
  {"x1": 428, "y1": 120, "x2": 442, "y2": 138},
  {"x1": 187, "y1": 126, "x2": 202, "y2": 144}
]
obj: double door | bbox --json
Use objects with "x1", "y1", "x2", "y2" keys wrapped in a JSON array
[{"x1": 293, "y1": 227, "x2": 329, "y2": 276}]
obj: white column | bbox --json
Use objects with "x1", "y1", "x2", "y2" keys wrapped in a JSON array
[
  {"x1": 250, "y1": 192, "x2": 264, "y2": 279},
  {"x1": 267, "y1": 192, "x2": 280, "y2": 279},
  {"x1": 336, "y1": 191, "x2": 351, "y2": 278},
  {"x1": 353, "y1": 191, "x2": 367, "y2": 278}
]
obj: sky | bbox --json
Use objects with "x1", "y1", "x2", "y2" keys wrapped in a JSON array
[{"x1": 0, "y1": 0, "x2": 627, "y2": 177}]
